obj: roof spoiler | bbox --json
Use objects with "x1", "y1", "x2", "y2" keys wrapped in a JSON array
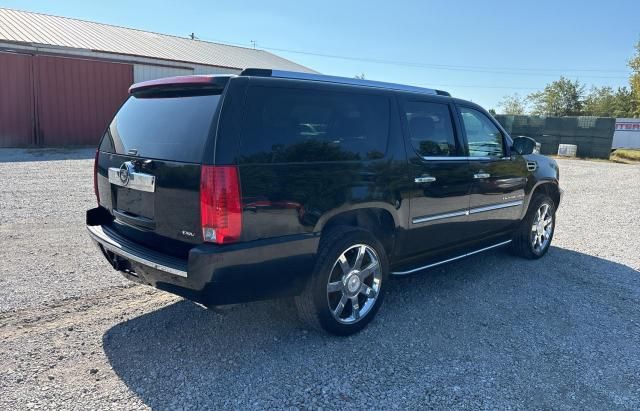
[
  {"x1": 129, "y1": 74, "x2": 234, "y2": 94},
  {"x1": 240, "y1": 68, "x2": 450, "y2": 97}
]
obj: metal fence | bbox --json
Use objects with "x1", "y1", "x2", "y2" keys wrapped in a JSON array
[{"x1": 495, "y1": 115, "x2": 615, "y2": 159}]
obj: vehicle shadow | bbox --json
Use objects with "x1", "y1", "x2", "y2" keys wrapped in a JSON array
[
  {"x1": 0, "y1": 147, "x2": 95, "y2": 162},
  {"x1": 102, "y1": 246, "x2": 640, "y2": 409}
]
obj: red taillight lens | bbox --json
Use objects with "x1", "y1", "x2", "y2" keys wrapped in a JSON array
[
  {"x1": 94, "y1": 150, "x2": 100, "y2": 205},
  {"x1": 200, "y1": 165, "x2": 242, "y2": 244}
]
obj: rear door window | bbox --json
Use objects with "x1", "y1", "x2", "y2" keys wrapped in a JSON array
[
  {"x1": 402, "y1": 101, "x2": 458, "y2": 157},
  {"x1": 239, "y1": 86, "x2": 390, "y2": 163},
  {"x1": 100, "y1": 93, "x2": 221, "y2": 163}
]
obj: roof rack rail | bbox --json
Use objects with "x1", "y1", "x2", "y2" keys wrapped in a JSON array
[{"x1": 240, "y1": 68, "x2": 450, "y2": 97}]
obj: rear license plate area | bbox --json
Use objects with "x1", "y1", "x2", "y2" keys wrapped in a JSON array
[{"x1": 114, "y1": 187, "x2": 155, "y2": 219}]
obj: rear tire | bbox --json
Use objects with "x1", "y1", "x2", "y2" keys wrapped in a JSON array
[
  {"x1": 510, "y1": 193, "x2": 556, "y2": 259},
  {"x1": 295, "y1": 226, "x2": 388, "y2": 336}
]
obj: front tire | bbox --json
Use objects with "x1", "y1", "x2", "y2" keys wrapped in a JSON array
[
  {"x1": 295, "y1": 226, "x2": 388, "y2": 336},
  {"x1": 511, "y1": 193, "x2": 556, "y2": 259}
]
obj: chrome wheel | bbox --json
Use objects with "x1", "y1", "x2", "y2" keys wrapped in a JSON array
[
  {"x1": 531, "y1": 203, "x2": 553, "y2": 253},
  {"x1": 326, "y1": 244, "x2": 382, "y2": 324}
]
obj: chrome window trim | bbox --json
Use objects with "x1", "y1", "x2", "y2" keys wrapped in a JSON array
[
  {"x1": 469, "y1": 200, "x2": 523, "y2": 214},
  {"x1": 391, "y1": 240, "x2": 513, "y2": 275},
  {"x1": 412, "y1": 210, "x2": 468, "y2": 224},
  {"x1": 87, "y1": 225, "x2": 188, "y2": 278}
]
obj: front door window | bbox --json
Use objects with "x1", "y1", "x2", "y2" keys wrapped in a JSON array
[{"x1": 459, "y1": 107, "x2": 505, "y2": 158}]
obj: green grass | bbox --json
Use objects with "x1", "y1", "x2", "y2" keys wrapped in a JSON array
[{"x1": 611, "y1": 149, "x2": 640, "y2": 163}]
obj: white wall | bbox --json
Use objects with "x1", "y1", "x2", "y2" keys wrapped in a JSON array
[
  {"x1": 613, "y1": 118, "x2": 640, "y2": 149},
  {"x1": 133, "y1": 65, "x2": 193, "y2": 82},
  {"x1": 192, "y1": 64, "x2": 241, "y2": 76}
]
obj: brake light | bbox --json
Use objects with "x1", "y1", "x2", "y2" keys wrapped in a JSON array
[
  {"x1": 94, "y1": 150, "x2": 100, "y2": 204},
  {"x1": 200, "y1": 165, "x2": 242, "y2": 244}
]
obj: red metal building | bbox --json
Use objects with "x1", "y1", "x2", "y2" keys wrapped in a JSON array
[{"x1": 0, "y1": 8, "x2": 314, "y2": 147}]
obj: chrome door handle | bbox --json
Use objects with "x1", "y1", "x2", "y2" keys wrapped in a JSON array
[
  {"x1": 473, "y1": 173, "x2": 491, "y2": 179},
  {"x1": 414, "y1": 176, "x2": 436, "y2": 183}
]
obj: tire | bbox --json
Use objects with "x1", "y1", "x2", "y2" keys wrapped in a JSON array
[
  {"x1": 510, "y1": 193, "x2": 556, "y2": 259},
  {"x1": 295, "y1": 226, "x2": 389, "y2": 336}
]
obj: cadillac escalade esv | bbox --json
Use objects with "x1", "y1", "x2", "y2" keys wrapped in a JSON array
[{"x1": 87, "y1": 69, "x2": 561, "y2": 335}]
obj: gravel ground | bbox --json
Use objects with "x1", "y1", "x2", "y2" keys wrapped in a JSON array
[{"x1": 0, "y1": 149, "x2": 639, "y2": 410}]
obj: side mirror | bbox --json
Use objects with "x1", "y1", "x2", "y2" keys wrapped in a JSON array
[{"x1": 512, "y1": 136, "x2": 538, "y2": 155}]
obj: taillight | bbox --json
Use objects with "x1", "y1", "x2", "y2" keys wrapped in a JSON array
[
  {"x1": 200, "y1": 165, "x2": 242, "y2": 244},
  {"x1": 94, "y1": 150, "x2": 100, "y2": 205}
]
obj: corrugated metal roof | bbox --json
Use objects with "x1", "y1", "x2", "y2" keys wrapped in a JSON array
[{"x1": 0, "y1": 8, "x2": 316, "y2": 73}]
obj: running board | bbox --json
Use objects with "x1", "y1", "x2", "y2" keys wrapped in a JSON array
[{"x1": 391, "y1": 240, "x2": 512, "y2": 276}]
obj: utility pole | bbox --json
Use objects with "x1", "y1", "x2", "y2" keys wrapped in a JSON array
[{"x1": 250, "y1": 40, "x2": 256, "y2": 49}]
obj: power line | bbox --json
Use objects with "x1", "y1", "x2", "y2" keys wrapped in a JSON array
[{"x1": 200, "y1": 36, "x2": 629, "y2": 79}]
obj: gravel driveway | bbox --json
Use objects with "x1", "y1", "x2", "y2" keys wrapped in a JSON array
[{"x1": 1, "y1": 149, "x2": 639, "y2": 410}]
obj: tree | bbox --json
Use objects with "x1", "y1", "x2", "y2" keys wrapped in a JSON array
[
  {"x1": 528, "y1": 76, "x2": 586, "y2": 116},
  {"x1": 583, "y1": 86, "x2": 634, "y2": 117},
  {"x1": 488, "y1": 108, "x2": 497, "y2": 116},
  {"x1": 629, "y1": 39, "x2": 640, "y2": 117},
  {"x1": 354, "y1": 73, "x2": 366, "y2": 80},
  {"x1": 497, "y1": 93, "x2": 528, "y2": 115}
]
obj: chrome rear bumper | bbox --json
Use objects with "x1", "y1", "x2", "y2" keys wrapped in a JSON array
[{"x1": 87, "y1": 224, "x2": 188, "y2": 277}]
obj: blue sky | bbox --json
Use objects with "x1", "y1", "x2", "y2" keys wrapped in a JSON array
[{"x1": 2, "y1": 0, "x2": 639, "y2": 109}]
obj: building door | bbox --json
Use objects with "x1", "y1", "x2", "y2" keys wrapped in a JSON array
[
  {"x1": 0, "y1": 52, "x2": 35, "y2": 146},
  {"x1": 35, "y1": 55, "x2": 133, "y2": 146}
]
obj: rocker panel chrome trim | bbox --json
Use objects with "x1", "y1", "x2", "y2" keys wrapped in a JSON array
[{"x1": 391, "y1": 240, "x2": 512, "y2": 275}]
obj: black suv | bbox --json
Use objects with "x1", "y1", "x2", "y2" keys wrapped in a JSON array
[{"x1": 87, "y1": 69, "x2": 561, "y2": 335}]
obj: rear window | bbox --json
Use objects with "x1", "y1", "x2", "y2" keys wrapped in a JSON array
[
  {"x1": 239, "y1": 86, "x2": 389, "y2": 163},
  {"x1": 100, "y1": 93, "x2": 221, "y2": 163}
]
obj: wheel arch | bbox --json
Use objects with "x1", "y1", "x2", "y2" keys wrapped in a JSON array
[
  {"x1": 315, "y1": 205, "x2": 398, "y2": 256},
  {"x1": 523, "y1": 180, "x2": 561, "y2": 216}
]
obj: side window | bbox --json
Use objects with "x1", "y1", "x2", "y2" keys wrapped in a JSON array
[
  {"x1": 239, "y1": 86, "x2": 389, "y2": 163},
  {"x1": 459, "y1": 107, "x2": 505, "y2": 158},
  {"x1": 402, "y1": 101, "x2": 457, "y2": 157}
]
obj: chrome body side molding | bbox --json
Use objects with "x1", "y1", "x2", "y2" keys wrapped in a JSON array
[
  {"x1": 412, "y1": 201, "x2": 523, "y2": 225},
  {"x1": 412, "y1": 210, "x2": 468, "y2": 224},
  {"x1": 391, "y1": 240, "x2": 513, "y2": 276},
  {"x1": 469, "y1": 200, "x2": 523, "y2": 214},
  {"x1": 421, "y1": 156, "x2": 491, "y2": 161}
]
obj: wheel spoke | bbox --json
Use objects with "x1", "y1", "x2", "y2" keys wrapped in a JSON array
[
  {"x1": 338, "y1": 254, "x2": 350, "y2": 275},
  {"x1": 333, "y1": 294, "x2": 348, "y2": 317},
  {"x1": 359, "y1": 283, "x2": 377, "y2": 298},
  {"x1": 541, "y1": 204, "x2": 549, "y2": 219},
  {"x1": 531, "y1": 224, "x2": 538, "y2": 232},
  {"x1": 358, "y1": 261, "x2": 379, "y2": 280},
  {"x1": 351, "y1": 296, "x2": 360, "y2": 319},
  {"x1": 353, "y1": 245, "x2": 366, "y2": 270},
  {"x1": 327, "y1": 281, "x2": 342, "y2": 293},
  {"x1": 543, "y1": 217, "x2": 552, "y2": 227}
]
